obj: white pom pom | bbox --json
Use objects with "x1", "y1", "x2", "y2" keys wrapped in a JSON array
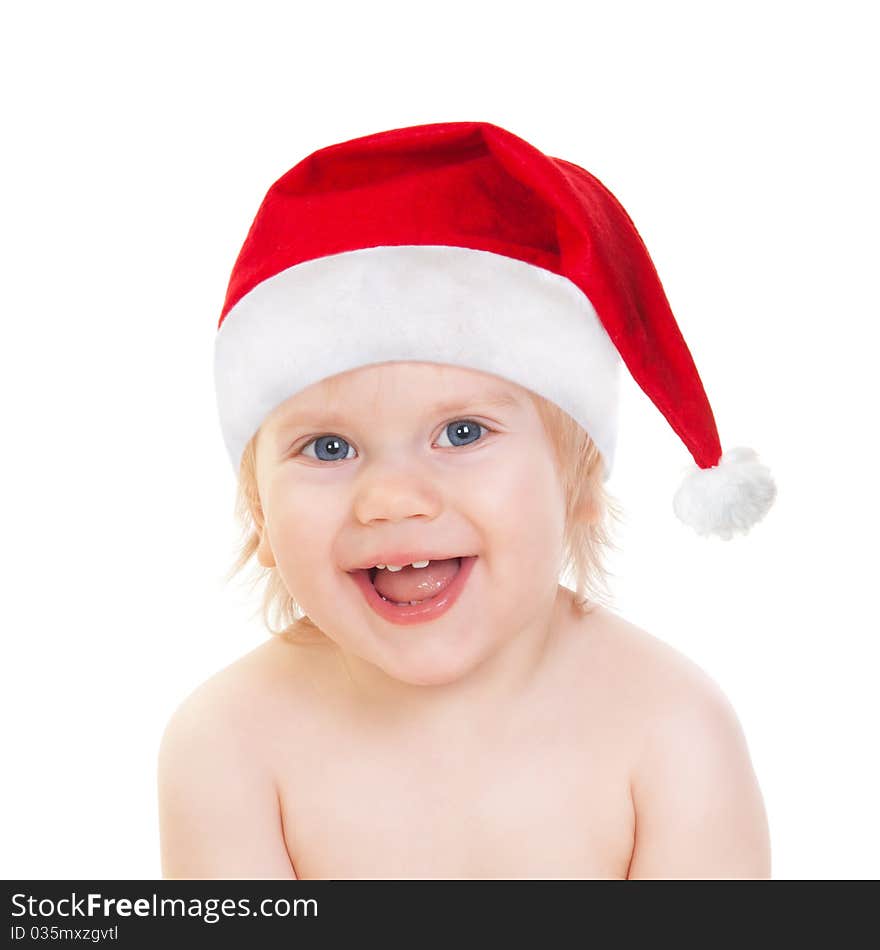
[{"x1": 673, "y1": 446, "x2": 777, "y2": 540}]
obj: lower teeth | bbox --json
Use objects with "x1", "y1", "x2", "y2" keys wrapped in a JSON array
[{"x1": 379, "y1": 594, "x2": 421, "y2": 606}]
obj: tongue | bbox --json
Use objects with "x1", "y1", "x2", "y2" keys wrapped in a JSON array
[{"x1": 373, "y1": 558, "x2": 461, "y2": 604}]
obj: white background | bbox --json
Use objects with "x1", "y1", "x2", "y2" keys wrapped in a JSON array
[{"x1": 2, "y1": 1, "x2": 877, "y2": 879}]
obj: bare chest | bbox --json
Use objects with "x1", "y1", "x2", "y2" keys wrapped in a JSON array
[{"x1": 274, "y1": 712, "x2": 635, "y2": 879}]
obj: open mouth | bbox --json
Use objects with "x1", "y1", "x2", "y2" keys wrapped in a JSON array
[
  {"x1": 348, "y1": 556, "x2": 478, "y2": 626},
  {"x1": 368, "y1": 556, "x2": 462, "y2": 605}
]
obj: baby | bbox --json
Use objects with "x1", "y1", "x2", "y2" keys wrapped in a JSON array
[{"x1": 158, "y1": 121, "x2": 776, "y2": 879}]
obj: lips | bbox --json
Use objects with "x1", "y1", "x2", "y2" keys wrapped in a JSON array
[{"x1": 348, "y1": 556, "x2": 478, "y2": 626}]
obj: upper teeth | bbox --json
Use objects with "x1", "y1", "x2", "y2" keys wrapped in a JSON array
[{"x1": 375, "y1": 560, "x2": 430, "y2": 571}]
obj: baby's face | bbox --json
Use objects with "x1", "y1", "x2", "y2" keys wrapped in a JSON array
[{"x1": 253, "y1": 362, "x2": 567, "y2": 687}]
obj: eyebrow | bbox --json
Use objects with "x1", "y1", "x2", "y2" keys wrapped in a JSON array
[{"x1": 274, "y1": 389, "x2": 522, "y2": 435}]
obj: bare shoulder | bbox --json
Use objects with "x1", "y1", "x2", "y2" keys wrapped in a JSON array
[
  {"x1": 571, "y1": 605, "x2": 771, "y2": 878},
  {"x1": 157, "y1": 633, "x2": 332, "y2": 878},
  {"x1": 571, "y1": 604, "x2": 761, "y2": 777},
  {"x1": 159, "y1": 631, "x2": 338, "y2": 783},
  {"x1": 169, "y1": 627, "x2": 337, "y2": 721},
  {"x1": 570, "y1": 604, "x2": 736, "y2": 709}
]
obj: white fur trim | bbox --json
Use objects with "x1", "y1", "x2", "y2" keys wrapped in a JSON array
[
  {"x1": 672, "y1": 446, "x2": 777, "y2": 539},
  {"x1": 215, "y1": 245, "x2": 621, "y2": 477}
]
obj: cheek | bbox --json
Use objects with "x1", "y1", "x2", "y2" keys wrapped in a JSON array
[
  {"x1": 262, "y1": 480, "x2": 337, "y2": 580},
  {"x1": 470, "y1": 448, "x2": 566, "y2": 561}
]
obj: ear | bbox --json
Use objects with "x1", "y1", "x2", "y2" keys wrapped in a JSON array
[
  {"x1": 256, "y1": 525, "x2": 277, "y2": 568},
  {"x1": 249, "y1": 498, "x2": 277, "y2": 569}
]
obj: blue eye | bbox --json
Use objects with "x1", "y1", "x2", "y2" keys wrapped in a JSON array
[
  {"x1": 299, "y1": 419, "x2": 488, "y2": 463},
  {"x1": 437, "y1": 420, "x2": 485, "y2": 448},
  {"x1": 301, "y1": 435, "x2": 356, "y2": 462}
]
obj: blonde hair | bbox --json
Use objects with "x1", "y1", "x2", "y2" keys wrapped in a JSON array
[{"x1": 224, "y1": 391, "x2": 624, "y2": 644}]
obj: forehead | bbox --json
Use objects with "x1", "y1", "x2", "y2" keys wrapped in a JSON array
[{"x1": 264, "y1": 362, "x2": 526, "y2": 428}]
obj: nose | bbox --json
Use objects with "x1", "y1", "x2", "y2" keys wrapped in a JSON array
[{"x1": 352, "y1": 459, "x2": 443, "y2": 525}]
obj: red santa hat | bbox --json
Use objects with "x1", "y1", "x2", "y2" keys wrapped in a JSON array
[{"x1": 214, "y1": 120, "x2": 776, "y2": 540}]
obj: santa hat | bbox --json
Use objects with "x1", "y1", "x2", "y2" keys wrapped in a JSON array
[{"x1": 214, "y1": 120, "x2": 776, "y2": 540}]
